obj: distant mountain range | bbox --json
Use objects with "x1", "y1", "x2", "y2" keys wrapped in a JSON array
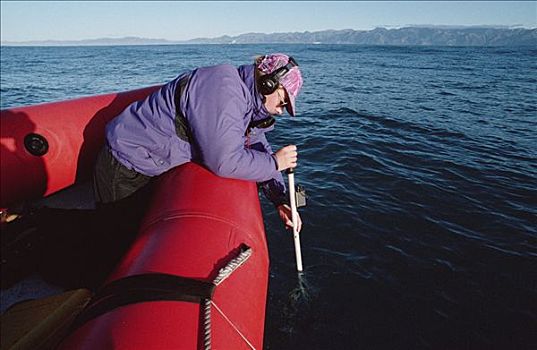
[{"x1": 3, "y1": 27, "x2": 536, "y2": 47}]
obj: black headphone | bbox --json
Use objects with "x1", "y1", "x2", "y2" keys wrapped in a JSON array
[{"x1": 257, "y1": 56, "x2": 299, "y2": 96}]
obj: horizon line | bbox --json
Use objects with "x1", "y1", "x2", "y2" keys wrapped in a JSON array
[{"x1": 2, "y1": 25, "x2": 535, "y2": 45}]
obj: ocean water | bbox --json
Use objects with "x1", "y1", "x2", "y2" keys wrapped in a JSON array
[{"x1": 1, "y1": 44, "x2": 536, "y2": 349}]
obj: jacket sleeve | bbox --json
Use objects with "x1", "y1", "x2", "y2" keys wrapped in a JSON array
[
  {"x1": 183, "y1": 66, "x2": 280, "y2": 182},
  {"x1": 250, "y1": 133, "x2": 288, "y2": 207}
]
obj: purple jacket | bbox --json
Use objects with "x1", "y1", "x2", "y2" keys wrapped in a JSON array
[{"x1": 106, "y1": 64, "x2": 287, "y2": 206}]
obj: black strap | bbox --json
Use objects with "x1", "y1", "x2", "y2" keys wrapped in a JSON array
[
  {"x1": 71, "y1": 273, "x2": 215, "y2": 331},
  {"x1": 247, "y1": 116, "x2": 276, "y2": 136},
  {"x1": 174, "y1": 75, "x2": 193, "y2": 143}
]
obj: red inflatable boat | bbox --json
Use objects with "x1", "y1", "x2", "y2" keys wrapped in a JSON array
[
  {"x1": 1, "y1": 89, "x2": 270, "y2": 349},
  {"x1": 1, "y1": 86, "x2": 159, "y2": 209},
  {"x1": 60, "y1": 162, "x2": 269, "y2": 349}
]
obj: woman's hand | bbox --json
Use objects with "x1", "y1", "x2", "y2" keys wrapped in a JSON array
[
  {"x1": 277, "y1": 204, "x2": 302, "y2": 233},
  {"x1": 274, "y1": 145, "x2": 297, "y2": 171}
]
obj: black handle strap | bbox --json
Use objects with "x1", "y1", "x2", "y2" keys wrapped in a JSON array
[{"x1": 71, "y1": 273, "x2": 215, "y2": 331}]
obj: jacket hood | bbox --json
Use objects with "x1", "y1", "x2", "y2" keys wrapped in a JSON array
[{"x1": 237, "y1": 64, "x2": 271, "y2": 122}]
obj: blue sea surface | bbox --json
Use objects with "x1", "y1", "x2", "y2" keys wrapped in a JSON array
[{"x1": 1, "y1": 44, "x2": 536, "y2": 349}]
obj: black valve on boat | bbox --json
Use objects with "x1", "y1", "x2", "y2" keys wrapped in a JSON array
[{"x1": 24, "y1": 133, "x2": 49, "y2": 156}]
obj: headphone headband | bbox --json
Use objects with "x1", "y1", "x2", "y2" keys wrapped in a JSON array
[{"x1": 270, "y1": 56, "x2": 298, "y2": 81}]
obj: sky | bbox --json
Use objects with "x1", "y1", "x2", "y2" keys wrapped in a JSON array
[{"x1": 1, "y1": 1, "x2": 536, "y2": 42}]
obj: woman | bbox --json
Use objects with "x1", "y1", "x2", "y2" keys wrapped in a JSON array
[{"x1": 94, "y1": 53, "x2": 303, "y2": 232}]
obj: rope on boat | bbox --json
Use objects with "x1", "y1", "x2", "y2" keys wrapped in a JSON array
[
  {"x1": 213, "y1": 246, "x2": 253, "y2": 286},
  {"x1": 203, "y1": 299, "x2": 212, "y2": 348},
  {"x1": 203, "y1": 246, "x2": 253, "y2": 350}
]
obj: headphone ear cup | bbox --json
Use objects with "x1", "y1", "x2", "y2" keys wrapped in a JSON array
[{"x1": 258, "y1": 75, "x2": 277, "y2": 95}]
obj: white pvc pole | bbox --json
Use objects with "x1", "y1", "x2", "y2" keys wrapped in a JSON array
[{"x1": 287, "y1": 169, "x2": 303, "y2": 272}]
